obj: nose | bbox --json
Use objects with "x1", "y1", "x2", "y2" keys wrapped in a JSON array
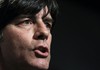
[{"x1": 33, "y1": 22, "x2": 49, "y2": 40}]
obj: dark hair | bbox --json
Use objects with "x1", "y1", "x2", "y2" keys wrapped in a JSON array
[{"x1": 0, "y1": 0, "x2": 58, "y2": 30}]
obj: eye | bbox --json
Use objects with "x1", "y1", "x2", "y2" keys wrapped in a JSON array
[
  {"x1": 44, "y1": 21, "x2": 52, "y2": 29},
  {"x1": 15, "y1": 19, "x2": 33, "y2": 29},
  {"x1": 18, "y1": 20, "x2": 33, "y2": 26},
  {"x1": 16, "y1": 20, "x2": 33, "y2": 26},
  {"x1": 43, "y1": 18, "x2": 53, "y2": 30}
]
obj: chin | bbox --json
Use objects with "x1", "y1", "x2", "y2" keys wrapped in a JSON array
[
  {"x1": 26, "y1": 58, "x2": 50, "y2": 70},
  {"x1": 35, "y1": 66, "x2": 49, "y2": 70},
  {"x1": 29, "y1": 63, "x2": 49, "y2": 70},
  {"x1": 34, "y1": 60, "x2": 50, "y2": 70}
]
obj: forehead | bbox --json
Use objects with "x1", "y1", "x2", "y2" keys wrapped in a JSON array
[{"x1": 35, "y1": 6, "x2": 52, "y2": 19}]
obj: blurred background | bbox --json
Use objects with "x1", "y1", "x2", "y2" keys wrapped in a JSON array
[{"x1": 49, "y1": 0, "x2": 100, "y2": 70}]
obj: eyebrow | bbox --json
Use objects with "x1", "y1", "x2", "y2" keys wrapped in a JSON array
[
  {"x1": 13, "y1": 14, "x2": 36, "y2": 22},
  {"x1": 42, "y1": 10, "x2": 54, "y2": 23},
  {"x1": 15, "y1": 15, "x2": 33, "y2": 19}
]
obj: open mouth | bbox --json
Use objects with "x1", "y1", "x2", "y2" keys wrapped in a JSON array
[{"x1": 33, "y1": 46, "x2": 49, "y2": 58}]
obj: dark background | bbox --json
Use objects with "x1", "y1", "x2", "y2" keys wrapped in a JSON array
[{"x1": 49, "y1": 0, "x2": 100, "y2": 70}]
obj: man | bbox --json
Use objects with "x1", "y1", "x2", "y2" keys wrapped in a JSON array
[{"x1": 0, "y1": 0, "x2": 58, "y2": 70}]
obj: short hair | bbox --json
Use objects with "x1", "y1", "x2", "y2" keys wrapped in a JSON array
[{"x1": 0, "y1": 0, "x2": 58, "y2": 30}]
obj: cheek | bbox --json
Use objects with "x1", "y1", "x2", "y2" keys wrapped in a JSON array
[
  {"x1": 1, "y1": 26, "x2": 34, "y2": 61},
  {"x1": 2, "y1": 26, "x2": 33, "y2": 54},
  {"x1": 3, "y1": 26, "x2": 32, "y2": 45},
  {"x1": 47, "y1": 34, "x2": 52, "y2": 47}
]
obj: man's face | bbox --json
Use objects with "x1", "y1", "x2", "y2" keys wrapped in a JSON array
[{"x1": 0, "y1": 6, "x2": 52, "y2": 70}]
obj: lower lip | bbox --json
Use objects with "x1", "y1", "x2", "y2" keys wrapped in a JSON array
[{"x1": 34, "y1": 50, "x2": 49, "y2": 58}]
